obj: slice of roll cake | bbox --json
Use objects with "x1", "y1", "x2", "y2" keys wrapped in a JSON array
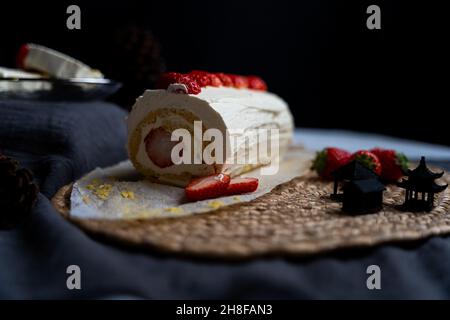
[{"x1": 126, "y1": 71, "x2": 294, "y2": 187}]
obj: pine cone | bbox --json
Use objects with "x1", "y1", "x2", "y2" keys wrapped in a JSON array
[
  {"x1": 0, "y1": 154, "x2": 39, "y2": 229},
  {"x1": 105, "y1": 24, "x2": 166, "y2": 108}
]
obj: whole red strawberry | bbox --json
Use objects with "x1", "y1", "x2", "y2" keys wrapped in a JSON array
[
  {"x1": 311, "y1": 147, "x2": 351, "y2": 180},
  {"x1": 351, "y1": 150, "x2": 382, "y2": 176},
  {"x1": 370, "y1": 148, "x2": 409, "y2": 182},
  {"x1": 156, "y1": 72, "x2": 201, "y2": 94}
]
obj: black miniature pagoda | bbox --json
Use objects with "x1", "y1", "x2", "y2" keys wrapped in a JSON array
[
  {"x1": 331, "y1": 160, "x2": 385, "y2": 214},
  {"x1": 397, "y1": 156, "x2": 447, "y2": 212}
]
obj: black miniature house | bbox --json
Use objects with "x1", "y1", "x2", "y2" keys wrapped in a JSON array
[
  {"x1": 331, "y1": 160, "x2": 385, "y2": 214},
  {"x1": 397, "y1": 157, "x2": 447, "y2": 212},
  {"x1": 331, "y1": 160, "x2": 379, "y2": 200},
  {"x1": 342, "y1": 178, "x2": 385, "y2": 214}
]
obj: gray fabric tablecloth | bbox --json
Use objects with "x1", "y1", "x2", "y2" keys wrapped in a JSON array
[{"x1": 1, "y1": 100, "x2": 450, "y2": 299}]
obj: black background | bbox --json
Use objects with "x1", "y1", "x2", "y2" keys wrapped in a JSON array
[{"x1": 0, "y1": 0, "x2": 448, "y2": 145}]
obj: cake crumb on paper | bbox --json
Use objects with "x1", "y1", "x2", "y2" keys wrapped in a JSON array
[
  {"x1": 120, "y1": 190, "x2": 135, "y2": 200},
  {"x1": 164, "y1": 207, "x2": 183, "y2": 214},
  {"x1": 89, "y1": 183, "x2": 113, "y2": 200},
  {"x1": 208, "y1": 200, "x2": 225, "y2": 209},
  {"x1": 82, "y1": 196, "x2": 90, "y2": 204},
  {"x1": 134, "y1": 209, "x2": 164, "y2": 219}
]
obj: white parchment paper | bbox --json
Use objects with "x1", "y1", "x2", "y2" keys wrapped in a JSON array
[{"x1": 70, "y1": 148, "x2": 313, "y2": 220}]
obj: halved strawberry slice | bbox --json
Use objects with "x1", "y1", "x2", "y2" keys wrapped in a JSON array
[
  {"x1": 185, "y1": 173, "x2": 231, "y2": 201},
  {"x1": 247, "y1": 76, "x2": 267, "y2": 91},
  {"x1": 224, "y1": 177, "x2": 259, "y2": 196},
  {"x1": 215, "y1": 73, "x2": 233, "y2": 87},
  {"x1": 144, "y1": 128, "x2": 178, "y2": 168},
  {"x1": 228, "y1": 74, "x2": 249, "y2": 88},
  {"x1": 207, "y1": 73, "x2": 223, "y2": 87}
]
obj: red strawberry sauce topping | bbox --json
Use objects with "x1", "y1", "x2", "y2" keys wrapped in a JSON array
[{"x1": 156, "y1": 71, "x2": 267, "y2": 95}]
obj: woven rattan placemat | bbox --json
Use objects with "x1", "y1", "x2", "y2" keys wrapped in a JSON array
[{"x1": 51, "y1": 170, "x2": 450, "y2": 258}]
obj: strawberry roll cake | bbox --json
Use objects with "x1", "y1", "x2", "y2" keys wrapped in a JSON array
[
  {"x1": 17, "y1": 43, "x2": 103, "y2": 79},
  {"x1": 126, "y1": 71, "x2": 294, "y2": 187}
]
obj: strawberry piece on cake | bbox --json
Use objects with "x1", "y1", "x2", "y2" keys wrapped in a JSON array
[
  {"x1": 224, "y1": 177, "x2": 259, "y2": 196},
  {"x1": 144, "y1": 128, "x2": 180, "y2": 168},
  {"x1": 215, "y1": 73, "x2": 234, "y2": 86},
  {"x1": 228, "y1": 74, "x2": 249, "y2": 88},
  {"x1": 185, "y1": 174, "x2": 231, "y2": 201},
  {"x1": 247, "y1": 76, "x2": 268, "y2": 91}
]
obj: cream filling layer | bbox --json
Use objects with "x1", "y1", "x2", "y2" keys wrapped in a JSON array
[{"x1": 135, "y1": 113, "x2": 214, "y2": 177}]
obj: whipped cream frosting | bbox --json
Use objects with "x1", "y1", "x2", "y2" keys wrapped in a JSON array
[{"x1": 127, "y1": 86, "x2": 294, "y2": 184}]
